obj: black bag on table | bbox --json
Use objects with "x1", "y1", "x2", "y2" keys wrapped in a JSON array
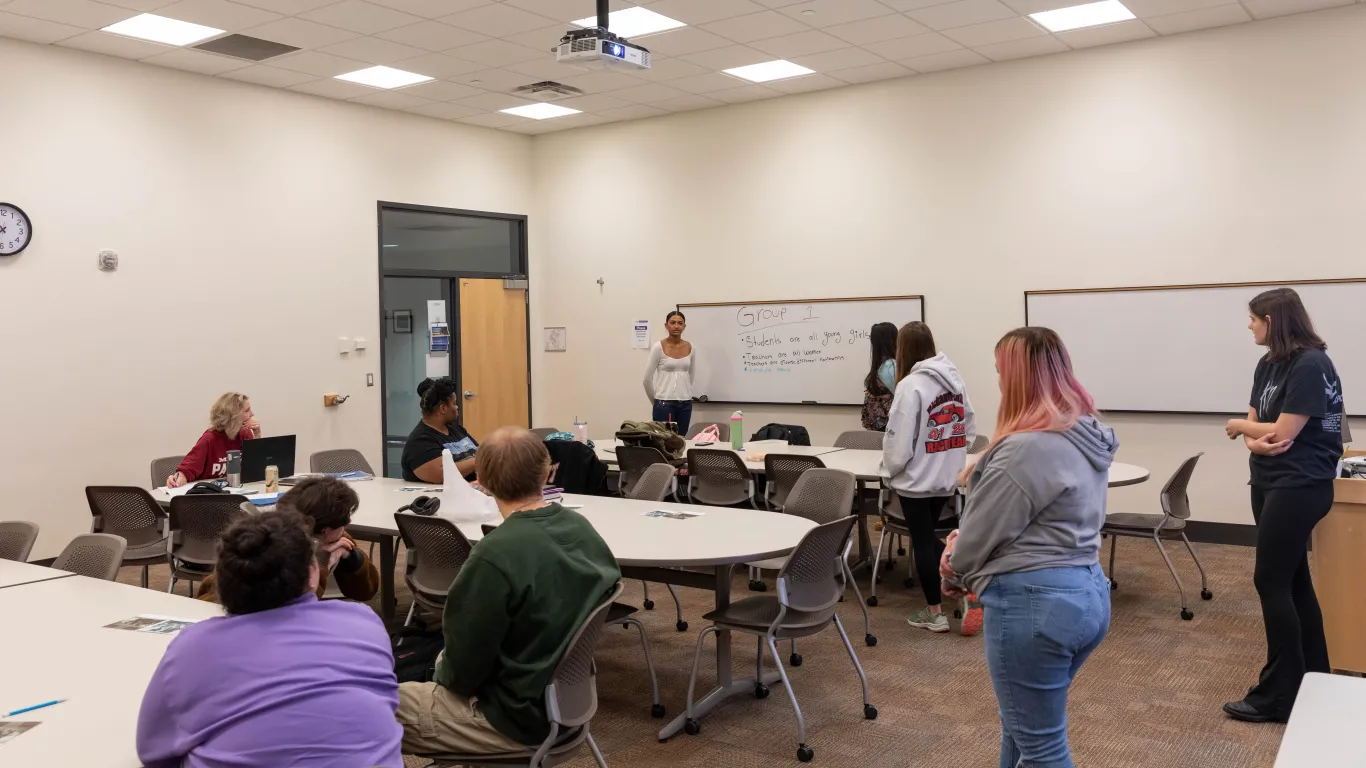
[{"x1": 750, "y1": 423, "x2": 811, "y2": 446}]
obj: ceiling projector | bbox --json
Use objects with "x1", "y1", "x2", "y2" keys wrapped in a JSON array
[{"x1": 556, "y1": 1, "x2": 651, "y2": 71}]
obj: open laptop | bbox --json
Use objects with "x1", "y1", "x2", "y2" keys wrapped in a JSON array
[{"x1": 241, "y1": 435, "x2": 297, "y2": 484}]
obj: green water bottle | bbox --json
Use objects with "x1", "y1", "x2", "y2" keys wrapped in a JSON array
[{"x1": 730, "y1": 411, "x2": 743, "y2": 451}]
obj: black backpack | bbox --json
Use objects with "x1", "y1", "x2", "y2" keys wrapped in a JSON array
[
  {"x1": 392, "y1": 624, "x2": 444, "y2": 684},
  {"x1": 750, "y1": 423, "x2": 812, "y2": 446}
]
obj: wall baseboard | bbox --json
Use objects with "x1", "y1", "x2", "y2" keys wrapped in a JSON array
[{"x1": 1184, "y1": 521, "x2": 1256, "y2": 547}]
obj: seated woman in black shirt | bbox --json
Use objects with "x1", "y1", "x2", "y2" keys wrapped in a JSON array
[{"x1": 401, "y1": 378, "x2": 478, "y2": 484}]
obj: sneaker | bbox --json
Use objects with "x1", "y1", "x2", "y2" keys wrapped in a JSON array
[
  {"x1": 958, "y1": 595, "x2": 983, "y2": 636},
  {"x1": 907, "y1": 608, "x2": 950, "y2": 633}
]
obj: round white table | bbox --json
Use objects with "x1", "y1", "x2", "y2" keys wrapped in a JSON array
[{"x1": 1107, "y1": 462, "x2": 1150, "y2": 487}]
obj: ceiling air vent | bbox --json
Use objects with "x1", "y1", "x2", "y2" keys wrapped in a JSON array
[
  {"x1": 510, "y1": 81, "x2": 585, "y2": 103},
  {"x1": 193, "y1": 34, "x2": 300, "y2": 62}
]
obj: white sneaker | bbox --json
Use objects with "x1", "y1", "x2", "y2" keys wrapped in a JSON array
[{"x1": 907, "y1": 608, "x2": 950, "y2": 633}]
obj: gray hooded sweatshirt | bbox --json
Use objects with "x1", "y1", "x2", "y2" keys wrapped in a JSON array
[
  {"x1": 879, "y1": 353, "x2": 978, "y2": 498},
  {"x1": 949, "y1": 415, "x2": 1118, "y2": 597}
]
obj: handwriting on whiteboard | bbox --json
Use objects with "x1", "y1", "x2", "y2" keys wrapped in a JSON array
[{"x1": 734, "y1": 304, "x2": 820, "y2": 334}]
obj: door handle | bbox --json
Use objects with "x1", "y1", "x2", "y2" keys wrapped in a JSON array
[{"x1": 464, "y1": 390, "x2": 477, "y2": 400}]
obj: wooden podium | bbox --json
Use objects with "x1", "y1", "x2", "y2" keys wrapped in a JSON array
[{"x1": 1313, "y1": 449, "x2": 1366, "y2": 674}]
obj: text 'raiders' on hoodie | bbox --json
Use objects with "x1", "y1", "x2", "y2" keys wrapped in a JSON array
[{"x1": 879, "y1": 352, "x2": 977, "y2": 498}]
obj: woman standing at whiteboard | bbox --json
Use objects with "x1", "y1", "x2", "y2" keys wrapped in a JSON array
[
  {"x1": 643, "y1": 310, "x2": 695, "y2": 434},
  {"x1": 861, "y1": 322, "x2": 899, "y2": 431},
  {"x1": 1223, "y1": 288, "x2": 1344, "y2": 723}
]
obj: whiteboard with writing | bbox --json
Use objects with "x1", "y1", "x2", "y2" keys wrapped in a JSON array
[{"x1": 679, "y1": 296, "x2": 925, "y2": 405}]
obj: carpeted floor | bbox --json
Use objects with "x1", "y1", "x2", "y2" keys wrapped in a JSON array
[{"x1": 120, "y1": 535, "x2": 1287, "y2": 768}]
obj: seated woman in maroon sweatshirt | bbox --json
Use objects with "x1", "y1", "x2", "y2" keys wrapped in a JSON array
[{"x1": 166, "y1": 392, "x2": 262, "y2": 488}]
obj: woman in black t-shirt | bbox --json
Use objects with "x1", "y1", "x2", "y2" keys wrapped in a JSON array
[
  {"x1": 400, "y1": 377, "x2": 479, "y2": 484},
  {"x1": 1222, "y1": 287, "x2": 1344, "y2": 724}
]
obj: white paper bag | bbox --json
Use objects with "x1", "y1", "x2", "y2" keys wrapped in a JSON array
[{"x1": 438, "y1": 449, "x2": 501, "y2": 524}]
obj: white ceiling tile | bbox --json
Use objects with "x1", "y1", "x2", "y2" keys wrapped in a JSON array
[
  {"x1": 57, "y1": 31, "x2": 172, "y2": 58},
  {"x1": 4, "y1": 0, "x2": 135, "y2": 27},
  {"x1": 439, "y1": 3, "x2": 557, "y2": 36},
  {"x1": 350, "y1": 89, "x2": 434, "y2": 108},
  {"x1": 462, "y1": 66, "x2": 536, "y2": 89},
  {"x1": 748, "y1": 0, "x2": 808, "y2": 7},
  {"x1": 1144, "y1": 2, "x2": 1248, "y2": 33},
  {"x1": 299, "y1": 0, "x2": 423, "y2": 34},
  {"x1": 399, "y1": 76, "x2": 483, "y2": 99},
  {"x1": 750, "y1": 28, "x2": 848, "y2": 57},
  {"x1": 907, "y1": 0, "x2": 1017, "y2": 28},
  {"x1": 101, "y1": 0, "x2": 182, "y2": 10},
  {"x1": 678, "y1": 43, "x2": 773, "y2": 70},
  {"x1": 644, "y1": 0, "x2": 767, "y2": 25},
  {"x1": 973, "y1": 32, "x2": 1066, "y2": 59},
  {"x1": 790, "y1": 45, "x2": 884, "y2": 71},
  {"x1": 942, "y1": 16, "x2": 1045, "y2": 45},
  {"x1": 233, "y1": 0, "x2": 339, "y2": 14},
  {"x1": 404, "y1": 100, "x2": 484, "y2": 118},
  {"x1": 457, "y1": 111, "x2": 524, "y2": 128},
  {"x1": 447, "y1": 37, "x2": 544, "y2": 66},
  {"x1": 596, "y1": 103, "x2": 668, "y2": 120},
  {"x1": 556, "y1": 68, "x2": 646, "y2": 92},
  {"x1": 553, "y1": 93, "x2": 633, "y2": 111},
  {"x1": 241, "y1": 17, "x2": 359, "y2": 49},
  {"x1": 635, "y1": 26, "x2": 731, "y2": 56},
  {"x1": 881, "y1": 0, "x2": 962, "y2": 9},
  {"x1": 829, "y1": 60, "x2": 914, "y2": 82},
  {"x1": 608, "y1": 81, "x2": 690, "y2": 103},
  {"x1": 319, "y1": 35, "x2": 427, "y2": 63},
  {"x1": 500, "y1": 24, "x2": 565, "y2": 51},
  {"x1": 707, "y1": 83, "x2": 782, "y2": 102},
  {"x1": 664, "y1": 71, "x2": 752, "y2": 93},
  {"x1": 863, "y1": 31, "x2": 962, "y2": 58},
  {"x1": 1243, "y1": 0, "x2": 1350, "y2": 18},
  {"x1": 901, "y1": 47, "x2": 988, "y2": 71},
  {"x1": 503, "y1": 56, "x2": 577, "y2": 80},
  {"x1": 765, "y1": 71, "x2": 844, "y2": 92},
  {"x1": 272, "y1": 49, "x2": 370, "y2": 76},
  {"x1": 0, "y1": 11, "x2": 85, "y2": 43},
  {"x1": 218, "y1": 64, "x2": 319, "y2": 86},
  {"x1": 778, "y1": 0, "x2": 899, "y2": 26},
  {"x1": 998, "y1": 0, "x2": 1075, "y2": 12},
  {"x1": 700, "y1": 10, "x2": 811, "y2": 43},
  {"x1": 652, "y1": 93, "x2": 724, "y2": 111},
  {"x1": 501, "y1": 0, "x2": 635, "y2": 24},
  {"x1": 453, "y1": 90, "x2": 535, "y2": 110},
  {"x1": 368, "y1": 0, "x2": 492, "y2": 18},
  {"x1": 289, "y1": 76, "x2": 377, "y2": 97},
  {"x1": 1123, "y1": 0, "x2": 1226, "y2": 17},
  {"x1": 392, "y1": 51, "x2": 483, "y2": 77},
  {"x1": 630, "y1": 56, "x2": 711, "y2": 81},
  {"x1": 143, "y1": 47, "x2": 252, "y2": 73},
  {"x1": 151, "y1": 0, "x2": 281, "y2": 31},
  {"x1": 375, "y1": 19, "x2": 485, "y2": 50},
  {"x1": 825, "y1": 13, "x2": 930, "y2": 44},
  {"x1": 1054, "y1": 18, "x2": 1154, "y2": 46}
]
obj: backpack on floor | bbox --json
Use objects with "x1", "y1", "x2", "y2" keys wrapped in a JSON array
[{"x1": 392, "y1": 624, "x2": 444, "y2": 684}]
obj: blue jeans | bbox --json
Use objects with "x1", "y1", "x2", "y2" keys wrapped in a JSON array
[
  {"x1": 981, "y1": 564, "x2": 1110, "y2": 768},
  {"x1": 651, "y1": 399, "x2": 692, "y2": 435}
]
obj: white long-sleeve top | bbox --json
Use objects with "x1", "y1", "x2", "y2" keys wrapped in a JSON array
[{"x1": 643, "y1": 341, "x2": 695, "y2": 402}]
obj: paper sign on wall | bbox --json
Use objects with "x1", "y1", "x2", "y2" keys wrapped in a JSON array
[
  {"x1": 632, "y1": 319, "x2": 650, "y2": 349},
  {"x1": 426, "y1": 299, "x2": 448, "y2": 378}
]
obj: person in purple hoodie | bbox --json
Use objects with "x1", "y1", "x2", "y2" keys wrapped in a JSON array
[{"x1": 136, "y1": 510, "x2": 403, "y2": 768}]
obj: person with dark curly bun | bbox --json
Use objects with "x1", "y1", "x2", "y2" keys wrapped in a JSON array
[
  {"x1": 137, "y1": 511, "x2": 402, "y2": 768},
  {"x1": 401, "y1": 376, "x2": 478, "y2": 484}
]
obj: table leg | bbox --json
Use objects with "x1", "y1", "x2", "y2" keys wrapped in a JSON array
[
  {"x1": 849, "y1": 479, "x2": 874, "y2": 575},
  {"x1": 378, "y1": 535, "x2": 397, "y2": 622}
]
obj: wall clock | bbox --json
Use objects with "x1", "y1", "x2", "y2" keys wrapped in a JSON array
[{"x1": 0, "y1": 203, "x2": 32, "y2": 256}]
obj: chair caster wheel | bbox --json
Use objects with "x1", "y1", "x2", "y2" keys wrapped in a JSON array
[
  {"x1": 676, "y1": 620, "x2": 689, "y2": 632},
  {"x1": 797, "y1": 744, "x2": 814, "y2": 762},
  {"x1": 754, "y1": 684, "x2": 769, "y2": 699},
  {"x1": 790, "y1": 653, "x2": 803, "y2": 667},
  {"x1": 643, "y1": 599, "x2": 654, "y2": 610},
  {"x1": 866, "y1": 596, "x2": 878, "y2": 607},
  {"x1": 896, "y1": 547, "x2": 906, "y2": 556},
  {"x1": 865, "y1": 634, "x2": 878, "y2": 647},
  {"x1": 903, "y1": 577, "x2": 915, "y2": 589},
  {"x1": 684, "y1": 719, "x2": 701, "y2": 735},
  {"x1": 864, "y1": 704, "x2": 878, "y2": 720},
  {"x1": 1181, "y1": 609, "x2": 1194, "y2": 621},
  {"x1": 651, "y1": 704, "x2": 666, "y2": 718},
  {"x1": 1201, "y1": 589, "x2": 1213, "y2": 601},
  {"x1": 1110, "y1": 579, "x2": 1118, "y2": 590},
  {"x1": 749, "y1": 580, "x2": 767, "y2": 592}
]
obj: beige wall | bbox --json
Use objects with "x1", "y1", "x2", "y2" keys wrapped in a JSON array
[
  {"x1": 0, "y1": 38, "x2": 532, "y2": 558},
  {"x1": 529, "y1": 5, "x2": 1366, "y2": 526}
]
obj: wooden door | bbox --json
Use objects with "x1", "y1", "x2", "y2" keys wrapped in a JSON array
[{"x1": 458, "y1": 279, "x2": 529, "y2": 441}]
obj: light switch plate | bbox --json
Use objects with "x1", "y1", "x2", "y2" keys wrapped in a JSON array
[{"x1": 337, "y1": 337, "x2": 352, "y2": 354}]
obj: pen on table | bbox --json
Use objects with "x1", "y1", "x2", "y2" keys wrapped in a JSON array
[{"x1": 6, "y1": 699, "x2": 66, "y2": 717}]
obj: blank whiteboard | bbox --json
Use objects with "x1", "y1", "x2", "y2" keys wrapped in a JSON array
[
  {"x1": 1026, "y1": 280, "x2": 1365, "y2": 415},
  {"x1": 679, "y1": 296, "x2": 924, "y2": 405}
]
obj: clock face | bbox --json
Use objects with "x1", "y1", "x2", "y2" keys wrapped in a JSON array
[{"x1": 0, "y1": 203, "x2": 32, "y2": 256}]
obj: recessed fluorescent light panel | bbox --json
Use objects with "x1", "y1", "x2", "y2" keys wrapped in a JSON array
[
  {"x1": 571, "y1": 7, "x2": 686, "y2": 37},
  {"x1": 723, "y1": 60, "x2": 816, "y2": 84},
  {"x1": 335, "y1": 66, "x2": 433, "y2": 89},
  {"x1": 101, "y1": 14, "x2": 224, "y2": 46},
  {"x1": 501, "y1": 103, "x2": 582, "y2": 120},
  {"x1": 1029, "y1": 0, "x2": 1135, "y2": 31}
]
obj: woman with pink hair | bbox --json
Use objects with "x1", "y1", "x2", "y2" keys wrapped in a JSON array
[{"x1": 941, "y1": 327, "x2": 1117, "y2": 768}]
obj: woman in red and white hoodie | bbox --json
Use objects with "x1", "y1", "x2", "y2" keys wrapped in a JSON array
[
  {"x1": 166, "y1": 393, "x2": 262, "y2": 488},
  {"x1": 880, "y1": 322, "x2": 977, "y2": 633}
]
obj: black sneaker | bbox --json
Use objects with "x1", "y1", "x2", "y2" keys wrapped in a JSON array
[{"x1": 1222, "y1": 700, "x2": 1285, "y2": 723}]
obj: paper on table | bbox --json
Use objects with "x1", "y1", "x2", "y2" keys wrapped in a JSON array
[
  {"x1": 438, "y1": 449, "x2": 501, "y2": 524},
  {"x1": 158, "y1": 484, "x2": 253, "y2": 498},
  {"x1": 642, "y1": 509, "x2": 704, "y2": 519}
]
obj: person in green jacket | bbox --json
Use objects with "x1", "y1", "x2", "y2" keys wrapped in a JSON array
[{"x1": 397, "y1": 426, "x2": 621, "y2": 756}]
